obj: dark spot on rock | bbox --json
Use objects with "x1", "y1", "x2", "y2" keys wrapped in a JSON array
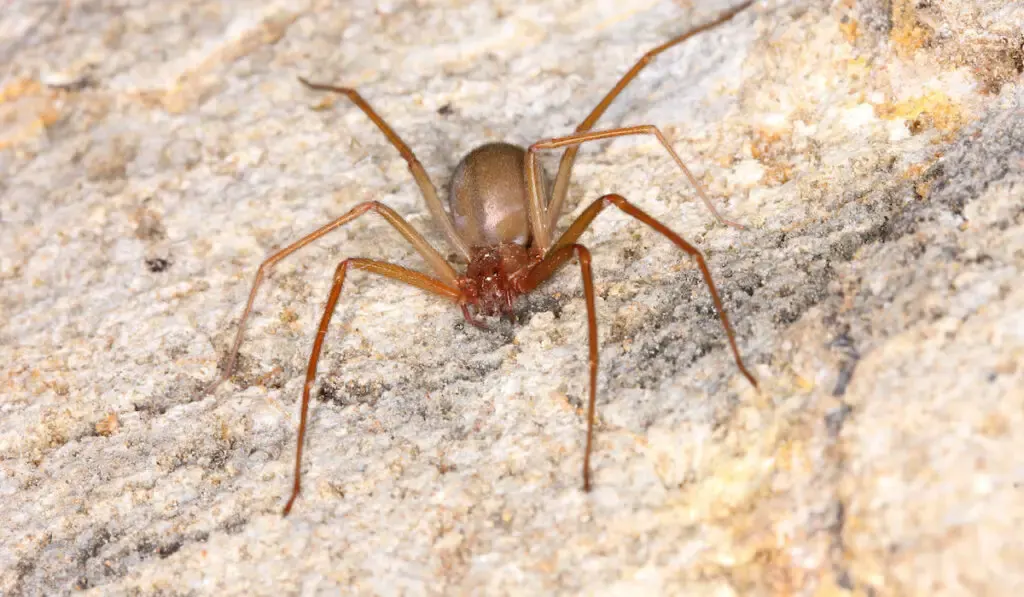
[
  {"x1": 220, "y1": 515, "x2": 248, "y2": 535},
  {"x1": 157, "y1": 540, "x2": 182, "y2": 558},
  {"x1": 825, "y1": 403, "x2": 853, "y2": 436},
  {"x1": 14, "y1": 558, "x2": 35, "y2": 585},
  {"x1": 836, "y1": 569, "x2": 855, "y2": 590},
  {"x1": 145, "y1": 257, "x2": 171, "y2": 273},
  {"x1": 829, "y1": 332, "x2": 861, "y2": 397},
  {"x1": 316, "y1": 381, "x2": 339, "y2": 404},
  {"x1": 136, "y1": 538, "x2": 155, "y2": 554},
  {"x1": 437, "y1": 103, "x2": 453, "y2": 116},
  {"x1": 318, "y1": 378, "x2": 389, "y2": 407},
  {"x1": 77, "y1": 527, "x2": 112, "y2": 566},
  {"x1": 45, "y1": 75, "x2": 94, "y2": 92}
]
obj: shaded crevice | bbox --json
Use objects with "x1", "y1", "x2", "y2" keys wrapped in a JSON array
[{"x1": 829, "y1": 332, "x2": 861, "y2": 398}]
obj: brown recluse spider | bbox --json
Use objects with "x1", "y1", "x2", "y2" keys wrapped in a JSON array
[{"x1": 205, "y1": 1, "x2": 758, "y2": 516}]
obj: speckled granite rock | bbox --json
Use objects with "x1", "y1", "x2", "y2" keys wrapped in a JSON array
[{"x1": 1, "y1": 0, "x2": 1022, "y2": 595}]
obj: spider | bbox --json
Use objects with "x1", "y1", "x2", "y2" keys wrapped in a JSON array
[{"x1": 206, "y1": 1, "x2": 758, "y2": 516}]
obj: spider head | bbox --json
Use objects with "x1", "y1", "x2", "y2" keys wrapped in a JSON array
[{"x1": 460, "y1": 243, "x2": 534, "y2": 318}]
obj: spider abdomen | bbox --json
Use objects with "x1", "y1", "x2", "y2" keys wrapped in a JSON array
[{"x1": 448, "y1": 142, "x2": 537, "y2": 248}]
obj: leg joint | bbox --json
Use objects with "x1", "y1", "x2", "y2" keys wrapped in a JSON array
[
  {"x1": 569, "y1": 243, "x2": 592, "y2": 265},
  {"x1": 600, "y1": 193, "x2": 627, "y2": 208},
  {"x1": 333, "y1": 258, "x2": 352, "y2": 281},
  {"x1": 297, "y1": 76, "x2": 357, "y2": 97},
  {"x1": 346, "y1": 200, "x2": 384, "y2": 213}
]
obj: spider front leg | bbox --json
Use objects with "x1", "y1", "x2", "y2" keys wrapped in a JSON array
[
  {"x1": 516, "y1": 244, "x2": 599, "y2": 490},
  {"x1": 546, "y1": 1, "x2": 754, "y2": 226},
  {"x1": 553, "y1": 193, "x2": 757, "y2": 389},
  {"x1": 298, "y1": 77, "x2": 472, "y2": 261},
  {"x1": 526, "y1": 125, "x2": 746, "y2": 249},
  {"x1": 284, "y1": 259, "x2": 463, "y2": 516},
  {"x1": 205, "y1": 201, "x2": 457, "y2": 395},
  {"x1": 519, "y1": 194, "x2": 755, "y2": 491}
]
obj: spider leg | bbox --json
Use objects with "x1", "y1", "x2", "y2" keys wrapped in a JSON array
[
  {"x1": 545, "y1": 1, "x2": 754, "y2": 227},
  {"x1": 284, "y1": 258, "x2": 463, "y2": 516},
  {"x1": 206, "y1": 201, "x2": 457, "y2": 395},
  {"x1": 516, "y1": 244, "x2": 598, "y2": 491},
  {"x1": 460, "y1": 304, "x2": 490, "y2": 330},
  {"x1": 527, "y1": 125, "x2": 744, "y2": 249},
  {"x1": 299, "y1": 77, "x2": 472, "y2": 261},
  {"x1": 553, "y1": 193, "x2": 757, "y2": 389}
]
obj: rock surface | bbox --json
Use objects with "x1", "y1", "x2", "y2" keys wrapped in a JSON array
[{"x1": 1, "y1": 0, "x2": 1022, "y2": 595}]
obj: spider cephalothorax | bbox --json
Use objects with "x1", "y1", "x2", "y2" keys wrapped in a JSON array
[{"x1": 459, "y1": 243, "x2": 541, "y2": 319}]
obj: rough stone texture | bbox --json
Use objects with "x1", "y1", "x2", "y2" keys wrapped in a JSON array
[{"x1": 1, "y1": 0, "x2": 1022, "y2": 595}]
